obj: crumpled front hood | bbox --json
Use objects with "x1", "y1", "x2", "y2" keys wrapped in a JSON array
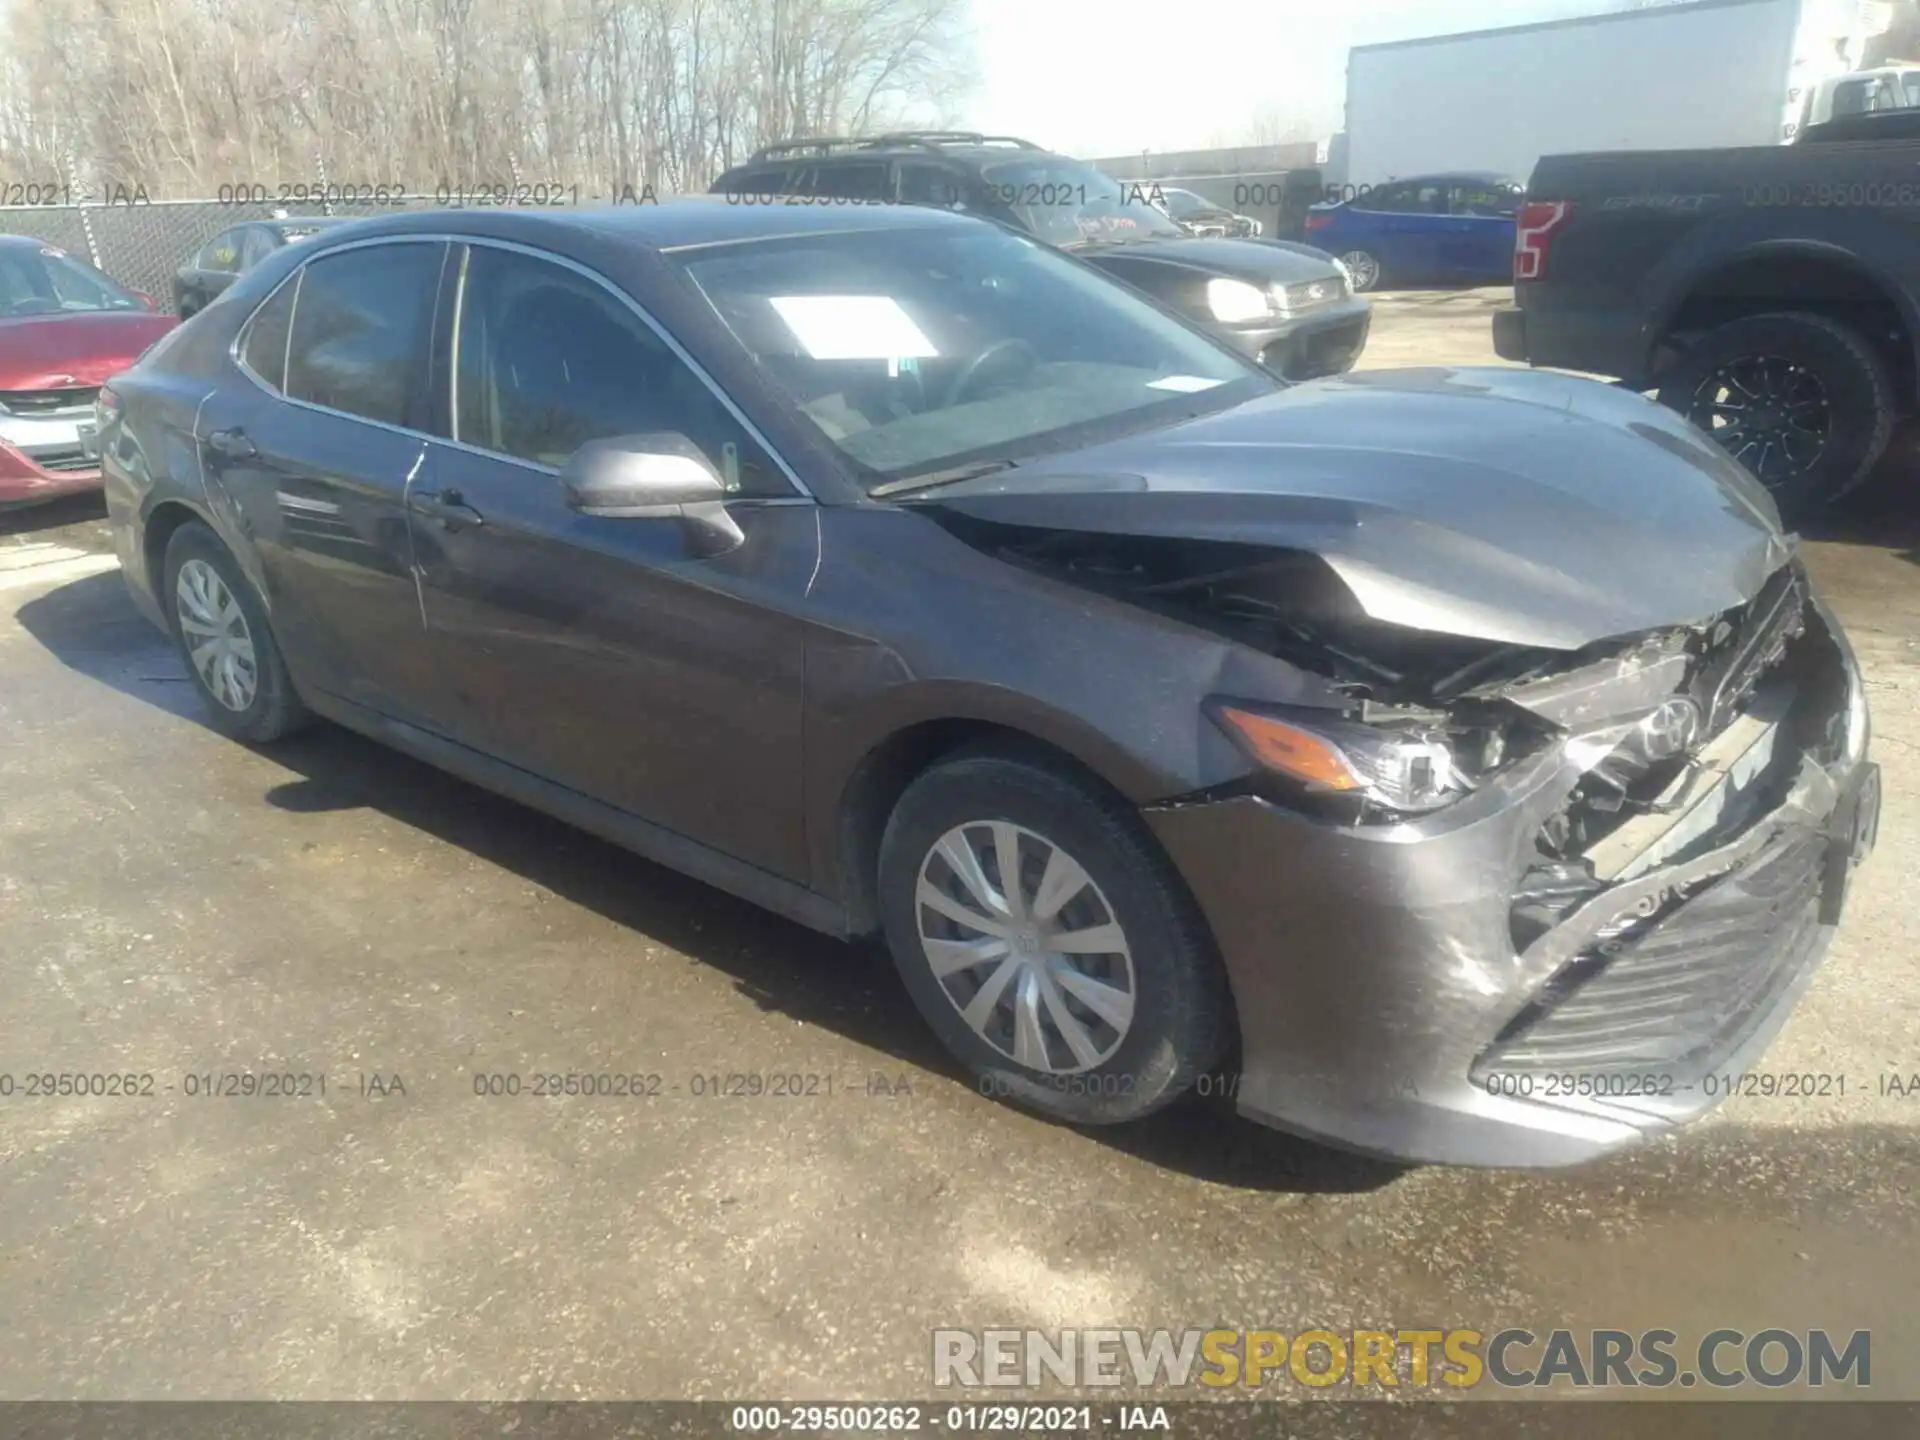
[{"x1": 924, "y1": 367, "x2": 1792, "y2": 650}]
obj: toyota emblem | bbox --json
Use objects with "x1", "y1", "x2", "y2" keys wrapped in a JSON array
[{"x1": 1639, "y1": 698, "x2": 1702, "y2": 759}]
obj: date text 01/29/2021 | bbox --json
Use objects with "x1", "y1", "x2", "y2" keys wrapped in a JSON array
[
  {"x1": 205, "y1": 180, "x2": 664, "y2": 207},
  {"x1": 1480, "y1": 1070, "x2": 1903, "y2": 1101},
  {"x1": 726, "y1": 1405, "x2": 1164, "y2": 1434}
]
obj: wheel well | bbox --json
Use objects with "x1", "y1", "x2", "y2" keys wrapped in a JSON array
[
  {"x1": 1658, "y1": 253, "x2": 1914, "y2": 395},
  {"x1": 833, "y1": 720, "x2": 1130, "y2": 937},
  {"x1": 142, "y1": 501, "x2": 204, "y2": 610}
]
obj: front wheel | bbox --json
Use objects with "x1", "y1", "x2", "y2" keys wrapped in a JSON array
[
  {"x1": 1656, "y1": 311, "x2": 1895, "y2": 522},
  {"x1": 877, "y1": 748, "x2": 1231, "y2": 1126}
]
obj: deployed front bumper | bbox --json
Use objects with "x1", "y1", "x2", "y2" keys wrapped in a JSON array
[
  {"x1": 1217, "y1": 297, "x2": 1373, "y2": 381},
  {"x1": 1146, "y1": 580, "x2": 1876, "y2": 1167}
]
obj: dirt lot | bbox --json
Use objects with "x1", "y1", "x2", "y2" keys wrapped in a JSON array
[{"x1": 4, "y1": 290, "x2": 1919, "y2": 1403}]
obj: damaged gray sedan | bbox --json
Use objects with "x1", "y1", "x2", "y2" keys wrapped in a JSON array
[{"x1": 103, "y1": 202, "x2": 1878, "y2": 1167}]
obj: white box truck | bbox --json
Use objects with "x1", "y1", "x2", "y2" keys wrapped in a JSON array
[{"x1": 1340, "y1": 0, "x2": 1895, "y2": 191}]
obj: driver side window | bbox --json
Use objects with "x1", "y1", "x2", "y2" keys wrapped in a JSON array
[{"x1": 452, "y1": 246, "x2": 791, "y2": 497}]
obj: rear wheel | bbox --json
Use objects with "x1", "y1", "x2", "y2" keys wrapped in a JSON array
[
  {"x1": 1656, "y1": 312, "x2": 1895, "y2": 522},
  {"x1": 163, "y1": 521, "x2": 309, "y2": 742},
  {"x1": 877, "y1": 748, "x2": 1231, "y2": 1126},
  {"x1": 1337, "y1": 249, "x2": 1383, "y2": 293}
]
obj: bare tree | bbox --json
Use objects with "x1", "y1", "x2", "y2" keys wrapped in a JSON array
[{"x1": 0, "y1": 0, "x2": 978, "y2": 196}]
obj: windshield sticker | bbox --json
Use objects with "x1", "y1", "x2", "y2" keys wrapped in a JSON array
[
  {"x1": 769, "y1": 295, "x2": 939, "y2": 361},
  {"x1": 1148, "y1": 375, "x2": 1226, "y2": 393}
]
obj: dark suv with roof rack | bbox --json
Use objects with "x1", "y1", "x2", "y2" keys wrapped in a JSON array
[{"x1": 711, "y1": 131, "x2": 1371, "y2": 382}]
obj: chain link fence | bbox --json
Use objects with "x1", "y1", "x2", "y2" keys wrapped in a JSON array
[{"x1": 0, "y1": 193, "x2": 655, "y2": 315}]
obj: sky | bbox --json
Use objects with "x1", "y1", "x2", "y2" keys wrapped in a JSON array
[{"x1": 963, "y1": 0, "x2": 1660, "y2": 155}]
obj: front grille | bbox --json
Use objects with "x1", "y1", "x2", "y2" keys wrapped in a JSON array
[
  {"x1": 1692, "y1": 564, "x2": 1806, "y2": 738},
  {"x1": 1478, "y1": 827, "x2": 1829, "y2": 1078},
  {"x1": 1280, "y1": 278, "x2": 1349, "y2": 311},
  {"x1": 33, "y1": 452, "x2": 98, "y2": 473},
  {"x1": 0, "y1": 386, "x2": 99, "y2": 416}
]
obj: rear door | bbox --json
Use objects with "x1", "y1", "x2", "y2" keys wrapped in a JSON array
[
  {"x1": 1378, "y1": 179, "x2": 1456, "y2": 279},
  {"x1": 405, "y1": 241, "x2": 815, "y2": 879},
  {"x1": 195, "y1": 238, "x2": 449, "y2": 720},
  {"x1": 1446, "y1": 179, "x2": 1522, "y2": 283}
]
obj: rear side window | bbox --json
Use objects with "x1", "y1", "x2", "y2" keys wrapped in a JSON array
[
  {"x1": 285, "y1": 243, "x2": 444, "y2": 427},
  {"x1": 716, "y1": 165, "x2": 801, "y2": 197},
  {"x1": 240, "y1": 229, "x2": 277, "y2": 268},
  {"x1": 810, "y1": 161, "x2": 890, "y2": 202},
  {"x1": 198, "y1": 232, "x2": 242, "y2": 273},
  {"x1": 1451, "y1": 182, "x2": 1521, "y2": 218},
  {"x1": 896, "y1": 163, "x2": 964, "y2": 207},
  {"x1": 240, "y1": 276, "x2": 299, "y2": 392}
]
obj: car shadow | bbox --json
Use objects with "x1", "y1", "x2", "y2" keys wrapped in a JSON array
[
  {"x1": 1804, "y1": 423, "x2": 1920, "y2": 566},
  {"x1": 0, "y1": 490, "x2": 111, "y2": 541},
  {"x1": 14, "y1": 569, "x2": 1406, "y2": 1196}
]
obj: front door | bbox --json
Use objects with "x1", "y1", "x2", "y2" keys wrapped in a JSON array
[
  {"x1": 406, "y1": 242, "x2": 815, "y2": 881},
  {"x1": 197, "y1": 239, "x2": 449, "y2": 721}
]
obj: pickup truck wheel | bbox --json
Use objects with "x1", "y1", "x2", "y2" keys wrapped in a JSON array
[{"x1": 1657, "y1": 312, "x2": 1894, "y2": 520}]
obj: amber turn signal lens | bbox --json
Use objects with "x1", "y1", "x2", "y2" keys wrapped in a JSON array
[{"x1": 1215, "y1": 706, "x2": 1361, "y2": 791}]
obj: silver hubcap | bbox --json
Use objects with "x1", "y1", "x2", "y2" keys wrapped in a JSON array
[
  {"x1": 914, "y1": 821, "x2": 1136, "y2": 1075},
  {"x1": 1339, "y1": 250, "x2": 1380, "y2": 291},
  {"x1": 175, "y1": 558, "x2": 258, "y2": 712}
]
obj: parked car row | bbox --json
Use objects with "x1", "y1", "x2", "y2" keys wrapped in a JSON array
[
  {"x1": 711, "y1": 132, "x2": 1374, "y2": 382},
  {"x1": 86, "y1": 193, "x2": 1877, "y2": 1167},
  {"x1": 0, "y1": 236, "x2": 175, "y2": 510},
  {"x1": 1, "y1": 217, "x2": 355, "y2": 508},
  {"x1": 173, "y1": 216, "x2": 348, "y2": 317}
]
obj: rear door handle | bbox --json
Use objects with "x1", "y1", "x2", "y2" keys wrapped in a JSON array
[
  {"x1": 206, "y1": 426, "x2": 256, "y2": 460},
  {"x1": 412, "y1": 486, "x2": 486, "y2": 531}
]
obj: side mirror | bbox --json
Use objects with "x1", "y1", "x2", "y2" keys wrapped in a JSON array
[{"x1": 560, "y1": 432, "x2": 745, "y2": 556}]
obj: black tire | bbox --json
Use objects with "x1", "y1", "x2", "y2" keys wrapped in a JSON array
[
  {"x1": 162, "y1": 521, "x2": 310, "y2": 743},
  {"x1": 877, "y1": 746, "x2": 1231, "y2": 1126},
  {"x1": 1656, "y1": 312, "x2": 1895, "y2": 522}
]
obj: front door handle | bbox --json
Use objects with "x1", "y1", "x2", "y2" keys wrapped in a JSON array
[
  {"x1": 413, "y1": 487, "x2": 485, "y2": 531},
  {"x1": 205, "y1": 426, "x2": 257, "y2": 460}
]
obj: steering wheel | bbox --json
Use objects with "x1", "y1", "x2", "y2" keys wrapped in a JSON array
[{"x1": 943, "y1": 338, "x2": 1037, "y2": 408}]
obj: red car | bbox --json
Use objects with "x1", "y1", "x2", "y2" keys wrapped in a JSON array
[{"x1": 1, "y1": 235, "x2": 176, "y2": 509}]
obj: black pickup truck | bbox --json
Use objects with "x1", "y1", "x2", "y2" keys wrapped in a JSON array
[{"x1": 1493, "y1": 125, "x2": 1920, "y2": 520}]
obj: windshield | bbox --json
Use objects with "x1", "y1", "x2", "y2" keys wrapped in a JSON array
[
  {"x1": 975, "y1": 158, "x2": 1185, "y2": 245},
  {"x1": 0, "y1": 247, "x2": 144, "y2": 317},
  {"x1": 674, "y1": 224, "x2": 1272, "y2": 488}
]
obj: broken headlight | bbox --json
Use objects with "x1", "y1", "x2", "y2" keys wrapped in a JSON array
[{"x1": 1211, "y1": 702, "x2": 1506, "y2": 815}]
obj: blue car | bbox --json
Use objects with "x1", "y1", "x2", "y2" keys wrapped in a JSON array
[{"x1": 1304, "y1": 173, "x2": 1523, "y2": 293}]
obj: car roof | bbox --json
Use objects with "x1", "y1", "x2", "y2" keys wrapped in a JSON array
[
  {"x1": 0, "y1": 234, "x2": 74, "y2": 251},
  {"x1": 1384, "y1": 171, "x2": 1521, "y2": 186},
  {"x1": 733, "y1": 134, "x2": 1077, "y2": 173},
  {"x1": 278, "y1": 195, "x2": 985, "y2": 254}
]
